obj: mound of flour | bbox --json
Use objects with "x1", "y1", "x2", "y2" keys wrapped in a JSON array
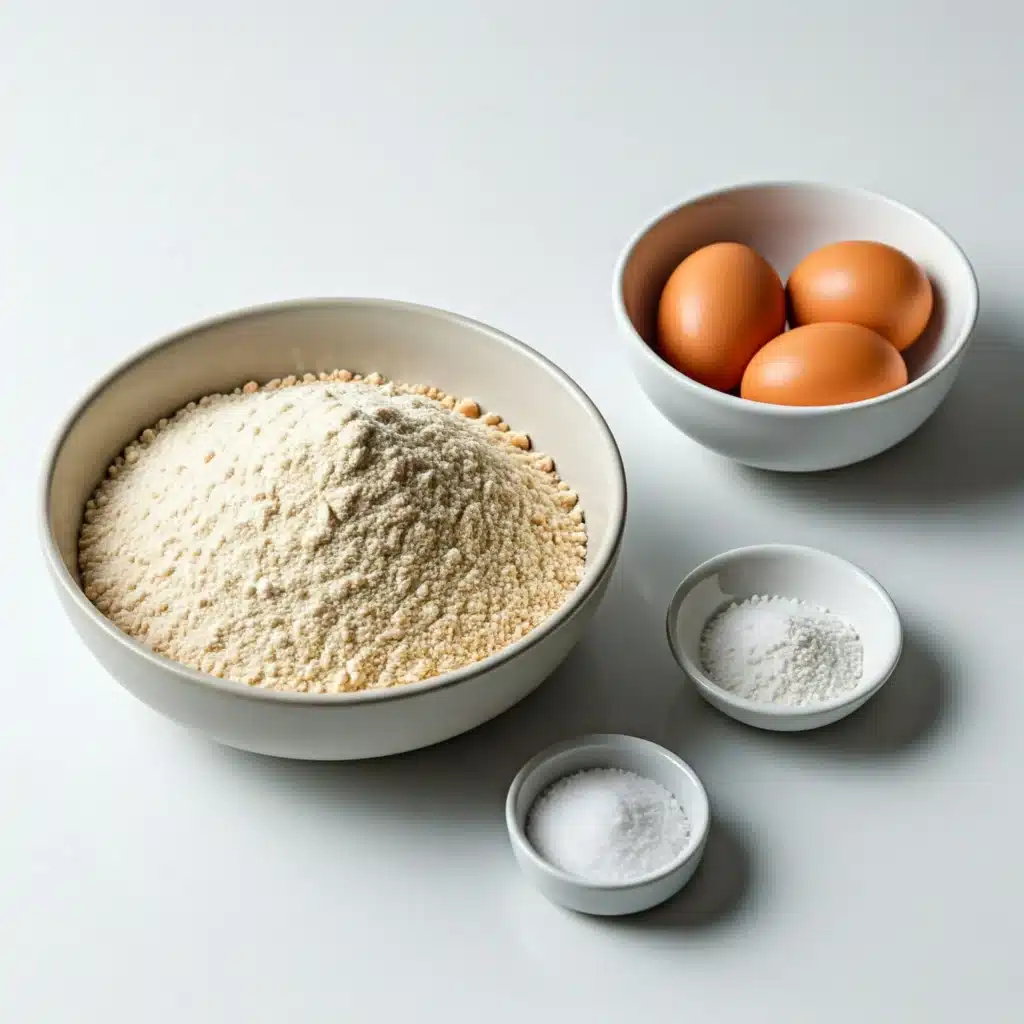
[{"x1": 78, "y1": 373, "x2": 586, "y2": 693}]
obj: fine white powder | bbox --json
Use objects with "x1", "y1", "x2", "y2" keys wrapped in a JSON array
[
  {"x1": 526, "y1": 768, "x2": 691, "y2": 884},
  {"x1": 78, "y1": 371, "x2": 586, "y2": 693},
  {"x1": 699, "y1": 594, "x2": 863, "y2": 705}
]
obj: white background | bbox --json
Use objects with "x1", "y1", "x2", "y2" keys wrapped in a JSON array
[{"x1": 3, "y1": 2, "x2": 1022, "y2": 1020}]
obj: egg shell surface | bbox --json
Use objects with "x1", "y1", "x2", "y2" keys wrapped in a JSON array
[
  {"x1": 740, "y1": 322, "x2": 909, "y2": 407},
  {"x1": 657, "y1": 242, "x2": 786, "y2": 391},
  {"x1": 786, "y1": 240, "x2": 933, "y2": 352}
]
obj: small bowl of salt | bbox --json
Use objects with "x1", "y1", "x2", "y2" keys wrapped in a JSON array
[
  {"x1": 505, "y1": 733, "x2": 710, "y2": 916},
  {"x1": 666, "y1": 543, "x2": 903, "y2": 732}
]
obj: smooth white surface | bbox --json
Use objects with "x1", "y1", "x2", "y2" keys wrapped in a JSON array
[
  {"x1": 667, "y1": 545, "x2": 903, "y2": 731},
  {"x1": 506, "y1": 734, "x2": 710, "y2": 915},
  {"x1": 42, "y1": 299, "x2": 625, "y2": 759},
  {"x1": 3, "y1": 2, "x2": 1023, "y2": 1021},
  {"x1": 616, "y1": 182, "x2": 979, "y2": 470}
]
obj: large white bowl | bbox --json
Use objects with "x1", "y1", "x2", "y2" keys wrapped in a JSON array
[
  {"x1": 614, "y1": 181, "x2": 980, "y2": 471},
  {"x1": 41, "y1": 299, "x2": 626, "y2": 760}
]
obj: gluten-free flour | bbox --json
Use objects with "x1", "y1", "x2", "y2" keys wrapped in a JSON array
[{"x1": 78, "y1": 372, "x2": 587, "y2": 693}]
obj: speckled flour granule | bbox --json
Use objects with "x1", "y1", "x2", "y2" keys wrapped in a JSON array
[
  {"x1": 699, "y1": 594, "x2": 863, "y2": 705},
  {"x1": 78, "y1": 371, "x2": 586, "y2": 693}
]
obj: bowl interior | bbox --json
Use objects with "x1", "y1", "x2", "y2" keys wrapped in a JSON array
[
  {"x1": 670, "y1": 546, "x2": 902, "y2": 694},
  {"x1": 619, "y1": 182, "x2": 977, "y2": 384},
  {"x1": 510, "y1": 734, "x2": 710, "y2": 874},
  {"x1": 46, "y1": 301, "x2": 624, "y2": 596}
]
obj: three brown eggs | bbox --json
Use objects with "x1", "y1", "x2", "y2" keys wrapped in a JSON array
[{"x1": 657, "y1": 239, "x2": 933, "y2": 407}]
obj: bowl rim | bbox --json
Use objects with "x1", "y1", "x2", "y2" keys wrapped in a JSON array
[
  {"x1": 39, "y1": 296, "x2": 628, "y2": 706},
  {"x1": 612, "y1": 179, "x2": 981, "y2": 414},
  {"x1": 505, "y1": 732, "x2": 711, "y2": 893},
  {"x1": 664, "y1": 543, "x2": 903, "y2": 719}
]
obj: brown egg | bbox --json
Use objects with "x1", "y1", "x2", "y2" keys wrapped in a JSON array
[
  {"x1": 740, "y1": 322, "x2": 908, "y2": 407},
  {"x1": 786, "y1": 240, "x2": 933, "y2": 352},
  {"x1": 657, "y1": 242, "x2": 785, "y2": 391}
]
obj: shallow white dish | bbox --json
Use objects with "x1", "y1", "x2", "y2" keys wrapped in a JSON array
[
  {"x1": 614, "y1": 180, "x2": 980, "y2": 471},
  {"x1": 666, "y1": 544, "x2": 902, "y2": 732},
  {"x1": 505, "y1": 733, "x2": 710, "y2": 916},
  {"x1": 40, "y1": 299, "x2": 627, "y2": 760}
]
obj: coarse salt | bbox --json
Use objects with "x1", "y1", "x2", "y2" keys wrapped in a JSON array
[
  {"x1": 699, "y1": 594, "x2": 863, "y2": 706},
  {"x1": 525, "y1": 768, "x2": 691, "y2": 884}
]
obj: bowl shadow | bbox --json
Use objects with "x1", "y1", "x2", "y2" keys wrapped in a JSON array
[
  {"x1": 192, "y1": 579, "x2": 679, "y2": 824},
  {"x1": 733, "y1": 311, "x2": 1024, "y2": 509},
  {"x1": 605, "y1": 816, "x2": 753, "y2": 931},
  {"x1": 199, "y1": 664, "x2": 592, "y2": 826},
  {"x1": 761, "y1": 620, "x2": 950, "y2": 758},
  {"x1": 190, "y1": 559, "x2": 711, "y2": 851}
]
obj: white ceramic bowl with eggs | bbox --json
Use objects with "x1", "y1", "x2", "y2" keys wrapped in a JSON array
[
  {"x1": 614, "y1": 181, "x2": 980, "y2": 472},
  {"x1": 666, "y1": 544, "x2": 903, "y2": 732},
  {"x1": 40, "y1": 299, "x2": 627, "y2": 760}
]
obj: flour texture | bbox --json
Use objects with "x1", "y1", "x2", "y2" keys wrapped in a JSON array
[{"x1": 78, "y1": 373, "x2": 586, "y2": 693}]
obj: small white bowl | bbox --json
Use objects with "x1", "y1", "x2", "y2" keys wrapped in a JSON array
[
  {"x1": 505, "y1": 733, "x2": 710, "y2": 916},
  {"x1": 666, "y1": 544, "x2": 903, "y2": 732},
  {"x1": 614, "y1": 181, "x2": 980, "y2": 471}
]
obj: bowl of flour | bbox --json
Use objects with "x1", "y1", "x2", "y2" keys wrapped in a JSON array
[{"x1": 41, "y1": 299, "x2": 626, "y2": 759}]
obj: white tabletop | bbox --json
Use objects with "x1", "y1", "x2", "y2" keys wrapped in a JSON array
[{"x1": 4, "y1": 2, "x2": 1022, "y2": 1020}]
